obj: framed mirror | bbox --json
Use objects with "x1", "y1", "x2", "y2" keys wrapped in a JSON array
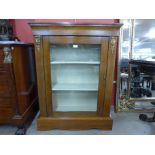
[{"x1": 116, "y1": 19, "x2": 155, "y2": 112}]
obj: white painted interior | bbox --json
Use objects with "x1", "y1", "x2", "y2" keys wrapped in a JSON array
[{"x1": 50, "y1": 44, "x2": 100, "y2": 112}]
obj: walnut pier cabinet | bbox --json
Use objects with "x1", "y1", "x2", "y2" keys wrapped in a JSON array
[{"x1": 30, "y1": 23, "x2": 121, "y2": 130}]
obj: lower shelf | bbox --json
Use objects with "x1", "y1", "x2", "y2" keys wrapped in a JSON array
[
  {"x1": 52, "y1": 91, "x2": 98, "y2": 112},
  {"x1": 37, "y1": 116, "x2": 113, "y2": 130}
]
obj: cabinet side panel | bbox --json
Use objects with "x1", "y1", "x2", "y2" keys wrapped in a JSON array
[
  {"x1": 12, "y1": 46, "x2": 30, "y2": 114},
  {"x1": 103, "y1": 37, "x2": 118, "y2": 116},
  {"x1": 34, "y1": 36, "x2": 47, "y2": 116}
]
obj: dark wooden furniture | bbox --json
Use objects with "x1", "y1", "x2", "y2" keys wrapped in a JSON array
[
  {"x1": 30, "y1": 23, "x2": 122, "y2": 130},
  {"x1": 0, "y1": 42, "x2": 38, "y2": 134}
]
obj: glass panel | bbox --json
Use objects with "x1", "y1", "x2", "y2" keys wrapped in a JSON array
[
  {"x1": 120, "y1": 19, "x2": 131, "y2": 97},
  {"x1": 50, "y1": 44, "x2": 100, "y2": 112},
  {"x1": 50, "y1": 44, "x2": 100, "y2": 62}
]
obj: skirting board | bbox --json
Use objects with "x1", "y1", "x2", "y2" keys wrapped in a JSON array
[{"x1": 37, "y1": 116, "x2": 113, "y2": 130}]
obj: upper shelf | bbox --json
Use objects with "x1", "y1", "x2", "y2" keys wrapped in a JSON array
[
  {"x1": 52, "y1": 83, "x2": 98, "y2": 91},
  {"x1": 50, "y1": 61, "x2": 100, "y2": 65}
]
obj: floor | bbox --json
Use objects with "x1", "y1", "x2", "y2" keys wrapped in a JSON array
[{"x1": 0, "y1": 111, "x2": 155, "y2": 135}]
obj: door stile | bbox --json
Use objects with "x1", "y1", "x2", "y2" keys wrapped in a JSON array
[
  {"x1": 103, "y1": 37, "x2": 118, "y2": 117},
  {"x1": 97, "y1": 38, "x2": 109, "y2": 116},
  {"x1": 43, "y1": 36, "x2": 53, "y2": 115}
]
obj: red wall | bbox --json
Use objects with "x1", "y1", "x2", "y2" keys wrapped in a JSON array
[
  {"x1": 12, "y1": 19, "x2": 118, "y2": 105},
  {"x1": 12, "y1": 19, "x2": 35, "y2": 43}
]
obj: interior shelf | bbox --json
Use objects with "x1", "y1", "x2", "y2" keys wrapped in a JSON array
[
  {"x1": 50, "y1": 61, "x2": 100, "y2": 65},
  {"x1": 52, "y1": 83, "x2": 98, "y2": 91},
  {"x1": 54, "y1": 104, "x2": 97, "y2": 112},
  {"x1": 52, "y1": 91, "x2": 98, "y2": 112}
]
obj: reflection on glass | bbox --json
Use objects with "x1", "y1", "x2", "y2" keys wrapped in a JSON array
[
  {"x1": 50, "y1": 44, "x2": 100, "y2": 112},
  {"x1": 120, "y1": 19, "x2": 130, "y2": 96},
  {"x1": 131, "y1": 19, "x2": 155, "y2": 103},
  {"x1": 130, "y1": 62, "x2": 155, "y2": 98},
  {"x1": 133, "y1": 19, "x2": 155, "y2": 61},
  {"x1": 119, "y1": 19, "x2": 155, "y2": 111}
]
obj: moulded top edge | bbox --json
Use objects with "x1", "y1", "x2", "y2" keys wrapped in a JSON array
[{"x1": 29, "y1": 22, "x2": 123, "y2": 27}]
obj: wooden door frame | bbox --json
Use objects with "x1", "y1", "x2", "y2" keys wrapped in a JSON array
[{"x1": 42, "y1": 36, "x2": 110, "y2": 117}]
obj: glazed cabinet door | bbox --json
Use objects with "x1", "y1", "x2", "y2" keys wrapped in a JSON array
[{"x1": 42, "y1": 36, "x2": 111, "y2": 116}]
